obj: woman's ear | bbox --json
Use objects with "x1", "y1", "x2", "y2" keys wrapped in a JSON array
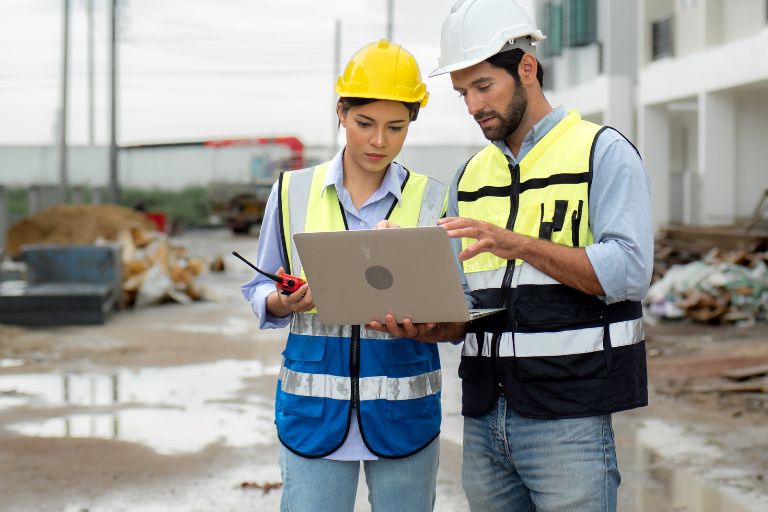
[{"x1": 336, "y1": 103, "x2": 346, "y2": 128}]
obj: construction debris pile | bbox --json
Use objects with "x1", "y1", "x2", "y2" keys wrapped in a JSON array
[
  {"x1": 647, "y1": 225, "x2": 768, "y2": 325},
  {"x1": 5, "y1": 204, "x2": 208, "y2": 308}
]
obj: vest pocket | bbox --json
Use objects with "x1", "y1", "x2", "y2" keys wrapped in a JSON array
[
  {"x1": 512, "y1": 350, "x2": 610, "y2": 381},
  {"x1": 279, "y1": 335, "x2": 328, "y2": 419},
  {"x1": 388, "y1": 338, "x2": 433, "y2": 366},
  {"x1": 512, "y1": 289, "x2": 610, "y2": 381},
  {"x1": 387, "y1": 339, "x2": 438, "y2": 420}
]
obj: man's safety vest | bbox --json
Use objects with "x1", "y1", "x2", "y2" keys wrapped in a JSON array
[
  {"x1": 275, "y1": 162, "x2": 447, "y2": 458},
  {"x1": 457, "y1": 111, "x2": 647, "y2": 419}
]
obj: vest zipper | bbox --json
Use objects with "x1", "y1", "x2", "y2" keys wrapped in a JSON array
[
  {"x1": 492, "y1": 162, "x2": 521, "y2": 389},
  {"x1": 351, "y1": 325, "x2": 361, "y2": 408}
]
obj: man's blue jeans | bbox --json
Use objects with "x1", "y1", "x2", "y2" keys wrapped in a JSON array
[
  {"x1": 462, "y1": 395, "x2": 620, "y2": 512},
  {"x1": 279, "y1": 438, "x2": 439, "y2": 512}
]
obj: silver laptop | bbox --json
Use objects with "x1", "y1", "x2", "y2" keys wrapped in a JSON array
[{"x1": 293, "y1": 226, "x2": 504, "y2": 325}]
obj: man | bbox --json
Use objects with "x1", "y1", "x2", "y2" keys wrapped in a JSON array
[{"x1": 367, "y1": 0, "x2": 653, "y2": 510}]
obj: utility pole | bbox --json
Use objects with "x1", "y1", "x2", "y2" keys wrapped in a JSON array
[
  {"x1": 332, "y1": 18, "x2": 341, "y2": 157},
  {"x1": 87, "y1": 0, "x2": 95, "y2": 146},
  {"x1": 108, "y1": 0, "x2": 119, "y2": 203},
  {"x1": 58, "y1": 0, "x2": 70, "y2": 203},
  {"x1": 386, "y1": 0, "x2": 393, "y2": 40}
]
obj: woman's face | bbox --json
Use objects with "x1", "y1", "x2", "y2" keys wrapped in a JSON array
[{"x1": 339, "y1": 100, "x2": 411, "y2": 176}]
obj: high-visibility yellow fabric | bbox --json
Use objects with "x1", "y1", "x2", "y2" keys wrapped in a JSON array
[
  {"x1": 457, "y1": 111, "x2": 600, "y2": 274},
  {"x1": 280, "y1": 163, "x2": 437, "y2": 314}
]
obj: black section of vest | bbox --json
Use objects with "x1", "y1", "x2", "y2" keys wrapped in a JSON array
[
  {"x1": 277, "y1": 171, "x2": 292, "y2": 274},
  {"x1": 351, "y1": 325, "x2": 360, "y2": 408},
  {"x1": 384, "y1": 167, "x2": 411, "y2": 219},
  {"x1": 519, "y1": 172, "x2": 590, "y2": 193},
  {"x1": 490, "y1": 162, "x2": 521, "y2": 392},
  {"x1": 460, "y1": 341, "x2": 648, "y2": 419},
  {"x1": 470, "y1": 285, "x2": 642, "y2": 333},
  {"x1": 458, "y1": 185, "x2": 512, "y2": 202},
  {"x1": 552, "y1": 200, "x2": 568, "y2": 231},
  {"x1": 572, "y1": 200, "x2": 584, "y2": 246},
  {"x1": 587, "y1": 127, "x2": 607, "y2": 200},
  {"x1": 338, "y1": 200, "x2": 350, "y2": 230}
]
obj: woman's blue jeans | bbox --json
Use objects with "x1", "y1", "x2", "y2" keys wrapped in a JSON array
[
  {"x1": 462, "y1": 395, "x2": 620, "y2": 512},
  {"x1": 279, "y1": 438, "x2": 439, "y2": 512}
]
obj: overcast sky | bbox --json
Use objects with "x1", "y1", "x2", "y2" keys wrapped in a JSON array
[{"x1": 0, "y1": 0, "x2": 535, "y2": 147}]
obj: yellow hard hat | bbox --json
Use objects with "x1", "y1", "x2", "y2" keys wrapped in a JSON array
[{"x1": 335, "y1": 39, "x2": 429, "y2": 108}]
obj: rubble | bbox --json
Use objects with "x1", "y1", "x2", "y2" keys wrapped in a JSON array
[
  {"x1": 3, "y1": 204, "x2": 209, "y2": 309},
  {"x1": 647, "y1": 224, "x2": 768, "y2": 324}
]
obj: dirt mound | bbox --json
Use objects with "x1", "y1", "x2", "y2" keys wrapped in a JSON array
[{"x1": 5, "y1": 204, "x2": 155, "y2": 259}]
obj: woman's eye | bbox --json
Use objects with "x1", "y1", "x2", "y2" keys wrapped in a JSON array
[
  {"x1": 356, "y1": 121, "x2": 371, "y2": 128},
  {"x1": 389, "y1": 126, "x2": 403, "y2": 132}
]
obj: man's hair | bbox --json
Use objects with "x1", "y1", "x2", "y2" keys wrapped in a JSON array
[
  {"x1": 337, "y1": 97, "x2": 421, "y2": 122},
  {"x1": 486, "y1": 49, "x2": 544, "y2": 88}
]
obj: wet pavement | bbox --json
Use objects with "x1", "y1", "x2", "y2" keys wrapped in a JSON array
[{"x1": 1, "y1": 229, "x2": 766, "y2": 511}]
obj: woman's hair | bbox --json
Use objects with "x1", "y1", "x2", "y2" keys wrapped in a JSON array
[
  {"x1": 337, "y1": 97, "x2": 421, "y2": 123},
  {"x1": 486, "y1": 49, "x2": 544, "y2": 88}
]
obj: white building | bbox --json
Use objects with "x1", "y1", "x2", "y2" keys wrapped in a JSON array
[{"x1": 535, "y1": 0, "x2": 768, "y2": 228}]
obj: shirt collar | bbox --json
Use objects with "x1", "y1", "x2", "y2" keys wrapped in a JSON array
[
  {"x1": 321, "y1": 147, "x2": 405, "y2": 205},
  {"x1": 492, "y1": 105, "x2": 567, "y2": 160}
]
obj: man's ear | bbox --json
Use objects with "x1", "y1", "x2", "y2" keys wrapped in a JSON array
[{"x1": 518, "y1": 53, "x2": 538, "y2": 86}]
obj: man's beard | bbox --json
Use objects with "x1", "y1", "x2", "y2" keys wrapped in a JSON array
[{"x1": 474, "y1": 85, "x2": 528, "y2": 141}]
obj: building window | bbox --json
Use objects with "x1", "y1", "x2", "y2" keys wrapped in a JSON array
[
  {"x1": 567, "y1": 0, "x2": 597, "y2": 47},
  {"x1": 651, "y1": 16, "x2": 674, "y2": 60},
  {"x1": 543, "y1": 2, "x2": 564, "y2": 56}
]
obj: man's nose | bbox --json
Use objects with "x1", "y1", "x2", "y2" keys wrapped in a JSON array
[{"x1": 465, "y1": 91, "x2": 484, "y2": 116}]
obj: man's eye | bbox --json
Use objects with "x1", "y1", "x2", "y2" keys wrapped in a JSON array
[
  {"x1": 478, "y1": 85, "x2": 490, "y2": 92},
  {"x1": 456, "y1": 91, "x2": 467, "y2": 98}
]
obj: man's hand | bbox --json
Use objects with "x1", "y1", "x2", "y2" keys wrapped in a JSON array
[
  {"x1": 366, "y1": 314, "x2": 466, "y2": 344},
  {"x1": 438, "y1": 216, "x2": 604, "y2": 296},
  {"x1": 438, "y1": 216, "x2": 526, "y2": 262}
]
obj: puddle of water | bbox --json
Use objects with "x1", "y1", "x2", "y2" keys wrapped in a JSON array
[
  {"x1": 0, "y1": 360, "x2": 281, "y2": 454},
  {"x1": 617, "y1": 417, "x2": 767, "y2": 512},
  {"x1": 152, "y1": 317, "x2": 254, "y2": 336}
]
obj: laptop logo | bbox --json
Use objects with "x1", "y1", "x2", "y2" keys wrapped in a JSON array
[{"x1": 365, "y1": 265, "x2": 394, "y2": 290}]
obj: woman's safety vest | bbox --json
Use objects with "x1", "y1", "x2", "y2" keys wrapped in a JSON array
[
  {"x1": 457, "y1": 111, "x2": 647, "y2": 419},
  {"x1": 275, "y1": 162, "x2": 448, "y2": 458}
]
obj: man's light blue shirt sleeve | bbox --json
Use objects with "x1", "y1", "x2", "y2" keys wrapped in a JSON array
[
  {"x1": 585, "y1": 130, "x2": 654, "y2": 304},
  {"x1": 239, "y1": 181, "x2": 292, "y2": 329}
]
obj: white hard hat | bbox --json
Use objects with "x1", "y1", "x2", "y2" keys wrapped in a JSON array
[{"x1": 429, "y1": 0, "x2": 546, "y2": 77}]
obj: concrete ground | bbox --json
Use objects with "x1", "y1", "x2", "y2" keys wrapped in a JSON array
[{"x1": 1, "y1": 229, "x2": 767, "y2": 511}]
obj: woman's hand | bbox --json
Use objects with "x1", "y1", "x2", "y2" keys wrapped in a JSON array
[
  {"x1": 366, "y1": 314, "x2": 466, "y2": 344},
  {"x1": 374, "y1": 220, "x2": 401, "y2": 229},
  {"x1": 266, "y1": 267, "x2": 314, "y2": 316}
]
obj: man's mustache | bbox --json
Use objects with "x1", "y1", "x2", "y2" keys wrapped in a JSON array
[{"x1": 474, "y1": 110, "x2": 498, "y2": 122}]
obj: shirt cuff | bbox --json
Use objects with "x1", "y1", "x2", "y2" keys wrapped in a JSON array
[
  {"x1": 585, "y1": 242, "x2": 627, "y2": 304},
  {"x1": 250, "y1": 282, "x2": 292, "y2": 329}
]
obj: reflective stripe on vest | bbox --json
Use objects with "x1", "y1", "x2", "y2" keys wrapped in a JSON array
[
  {"x1": 280, "y1": 367, "x2": 442, "y2": 401},
  {"x1": 461, "y1": 318, "x2": 644, "y2": 357}
]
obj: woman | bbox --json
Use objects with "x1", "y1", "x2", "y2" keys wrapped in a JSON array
[{"x1": 241, "y1": 40, "x2": 447, "y2": 511}]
